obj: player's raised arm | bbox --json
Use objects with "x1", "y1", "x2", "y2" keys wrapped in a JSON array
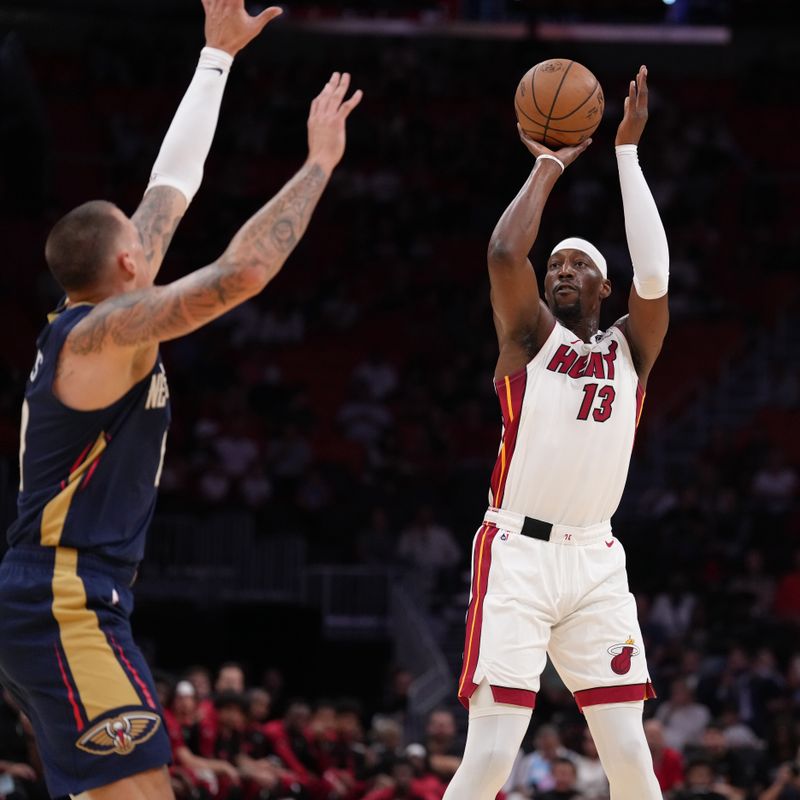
[
  {"x1": 131, "y1": 0, "x2": 283, "y2": 281},
  {"x1": 69, "y1": 73, "x2": 362, "y2": 357},
  {"x1": 488, "y1": 129, "x2": 590, "y2": 374},
  {"x1": 614, "y1": 65, "x2": 669, "y2": 386}
]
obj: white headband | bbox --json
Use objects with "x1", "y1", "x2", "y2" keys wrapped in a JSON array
[{"x1": 550, "y1": 237, "x2": 607, "y2": 279}]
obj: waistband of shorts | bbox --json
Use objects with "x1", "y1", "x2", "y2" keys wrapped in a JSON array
[
  {"x1": 4, "y1": 544, "x2": 139, "y2": 586},
  {"x1": 483, "y1": 507, "x2": 612, "y2": 545}
]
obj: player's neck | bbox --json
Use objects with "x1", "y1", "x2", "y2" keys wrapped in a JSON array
[
  {"x1": 559, "y1": 317, "x2": 600, "y2": 344},
  {"x1": 66, "y1": 287, "x2": 114, "y2": 306}
]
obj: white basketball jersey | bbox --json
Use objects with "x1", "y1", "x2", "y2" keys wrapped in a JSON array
[{"x1": 489, "y1": 321, "x2": 644, "y2": 527}]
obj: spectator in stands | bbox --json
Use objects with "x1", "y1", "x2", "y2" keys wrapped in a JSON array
[
  {"x1": 216, "y1": 662, "x2": 247, "y2": 695},
  {"x1": 423, "y1": 708, "x2": 463, "y2": 783},
  {"x1": 163, "y1": 690, "x2": 241, "y2": 800},
  {"x1": 751, "y1": 449, "x2": 797, "y2": 517},
  {"x1": 338, "y1": 375, "x2": 394, "y2": 451},
  {"x1": 650, "y1": 574, "x2": 697, "y2": 640},
  {"x1": 170, "y1": 679, "x2": 216, "y2": 759},
  {"x1": 644, "y1": 718, "x2": 683, "y2": 795},
  {"x1": 704, "y1": 647, "x2": 784, "y2": 739},
  {"x1": 729, "y1": 549, "x2": 776, "y2": 620},
  {"x1": 186, "y1": 664, "x2": 217, "y2": 727},
  {"x1": 537, "y1": 757, "x2": 584, "y2": 800},
  {"x1": 403, "y1": 743, "x2": 448, "y2": 800},
  {"x1": 672, "y1": 757, "x2": 746, "y2": 800},
  {"x1": 318, "y1": 698, "x2": 368, "y2": 799},
  {"x1": 352, "y1": 351, "x2": 399, "y2": 401},
  {"x1": 365, "y1": 715, "x2": 404, "y2": 778},
  {"x1": 247, "y1": 688, "x2": 272, "y2": 727},
  {"x1": 504, "y1": 724, "x2": 578, "y2": 798},
  {"x1": 655, "y1": 678, "x2": 712, "y2": 751},
  {"x1": 397, "y1": 506, "x2": 460, "y2": 606},
  {"x1": 362, "y1": 757, "x2": 434, "y2": 800},
  {"x1": 264, "y1": 699, "x2": 332, "y2": 797},
  {"x1": 758, "y1": 761, "x2": 800, "y2": 800},
  {"x1": 260, "y1": 667, "x2": 285, "y2": 713},
  {"x1": 685, "y1": 721, "x2": 766, "y2": 794}
]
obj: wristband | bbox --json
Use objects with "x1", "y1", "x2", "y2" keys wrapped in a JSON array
[{"x1": 536, "y1": 154, "x2": 565, "y2": 173}]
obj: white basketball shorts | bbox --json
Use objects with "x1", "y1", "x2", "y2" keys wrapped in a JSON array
[{"x1": 457, "y1": 507, "x2": 656, "y2": 712}]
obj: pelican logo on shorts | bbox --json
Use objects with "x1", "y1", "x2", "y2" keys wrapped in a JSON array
[
  {"x1": 607, "y1": 637, "x2": 640, "y2": 675},
  {"x1": 76, "y1": 711, "x2": 161, "y2": 756},
  {"x1": 500, "y1": 532, "x2": 509, "y2": 541}
]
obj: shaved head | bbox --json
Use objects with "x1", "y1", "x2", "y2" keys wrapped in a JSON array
[{"x1": 45, "y1": 200, "x2": 127, "y2": 292}]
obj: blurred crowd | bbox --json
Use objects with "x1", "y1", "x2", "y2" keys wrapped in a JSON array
[
  {"x1": 0, "y1": 13, "x2": 799, "y2": 800},
  {"x1": 7, "y1": 654, "x2": 800, "y2": 800}
]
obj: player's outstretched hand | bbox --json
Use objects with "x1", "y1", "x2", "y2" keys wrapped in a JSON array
[
  {"x1": 517, "y1": 123, "x2": 592, "y2": 170},
  {"x1": 616, "y1": 65, "x2": 648, "y2": 146},
  {"x1": 307, "y1": 72, "x2": 364, "y2": 172},
  {"x1": 202, "y1": 0, "x2": 283, "y2": 57}
]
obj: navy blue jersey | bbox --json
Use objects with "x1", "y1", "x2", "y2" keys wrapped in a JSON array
[{"x1": 8, "y1": 302, "x2": 171, "y2": 564}]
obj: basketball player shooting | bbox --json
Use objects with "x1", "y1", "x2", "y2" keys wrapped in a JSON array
[
  {"x1": 443, "y1": 65, "x2": 668, "y2": 800},
  {"x1": 0, "y1": 2, "x2": 362, "y2": 797}
]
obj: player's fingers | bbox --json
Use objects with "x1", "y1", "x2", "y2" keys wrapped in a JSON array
[
  {"x1": 255, "y1": 6, "x2": 283, "y2": 28},
  {"x1": 318, "y1": 72, "x2": 340, "y2": 112},
  {"x1": 339, "y1": 88, "x2": 363, "y2": 117},
  {"x1": 333, "y1": 72, "x2": 351, "y2": 103},
  {"x1": 637, "y1": 65, "x2": 649, "y2": 101}
]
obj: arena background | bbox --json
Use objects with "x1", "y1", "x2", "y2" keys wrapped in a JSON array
[{"x1": 0, "y1": 1, "x2": 799, "y2": 798}]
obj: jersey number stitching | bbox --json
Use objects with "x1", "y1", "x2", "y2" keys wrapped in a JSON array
[{"x1": 577, "y1": 383, "x2": 616, "y2": 422}]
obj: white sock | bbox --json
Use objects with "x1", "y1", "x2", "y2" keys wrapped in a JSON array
[
  {"x1": 442, "y1": 682, "x2": 532, "y2": 800},
  {"x1": 583, "y1": 702, "x2": 662, "y2": 800}
]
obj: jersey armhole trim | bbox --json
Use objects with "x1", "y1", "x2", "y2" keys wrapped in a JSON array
[{"x1": 493, "y1": 320, "x2": 562, "y2": 390}]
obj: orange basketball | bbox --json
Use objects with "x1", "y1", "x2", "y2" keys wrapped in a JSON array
[{"x1": 515, "y1": 59, "x2": 604, "y2": 149}]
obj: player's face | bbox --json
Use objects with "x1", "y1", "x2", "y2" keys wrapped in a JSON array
[{"x1": 544, "y1": 249, "x2": 607, "y2": 320}]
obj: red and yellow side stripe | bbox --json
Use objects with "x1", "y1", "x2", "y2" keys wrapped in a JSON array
[
  {"x1": 489, "y1": 370, "x2": 527, "y2": 508},
  {"x1": 457, "y1": 522, "x2": 499, "y2": 707}
]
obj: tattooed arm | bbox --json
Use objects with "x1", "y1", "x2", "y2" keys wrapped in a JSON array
[
  {"x1": 131, "y1": 187, "x2": 187, "y2": 281},
  {"x1": 131, "y1": 0, "x2": 283, "y2": 281},
  {"x1": 57, "y1": 73, "x2": 362, "y2": 410},
  {"x1": 72, "y1": 162, "x2": 328, "y2": 353}
]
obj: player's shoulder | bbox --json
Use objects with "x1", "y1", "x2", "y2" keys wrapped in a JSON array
[{"x1": 610, "y1": 314, "x2": 629, "y2": 333}]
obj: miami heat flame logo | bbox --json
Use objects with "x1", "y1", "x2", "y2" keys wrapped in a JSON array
[
  {"x1": 607, "y1": 637, "x2": 640, "y2": 675},
  {"x1": 76, "y1": 711, "x2": 161, "y2": 755}
]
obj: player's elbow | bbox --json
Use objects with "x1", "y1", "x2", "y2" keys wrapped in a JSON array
[
  {"x1": 218, "y1": 259, "x2": 275, "y2": 298},
  {"x1": 487, "y1": 239, "x2": 517, "y2": 271}
]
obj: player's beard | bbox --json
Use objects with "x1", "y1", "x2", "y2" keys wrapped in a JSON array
[{"x1": 553, "y1": 296, "x2": 583, "y2": 324}]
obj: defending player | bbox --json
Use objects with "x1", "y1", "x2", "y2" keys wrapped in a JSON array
[
  {"x1": 443, "y1": 66, "x2": 668, "y2": 800},
  {"x1": 0, "y1": 10, "x2": 363, "y2": 800}
]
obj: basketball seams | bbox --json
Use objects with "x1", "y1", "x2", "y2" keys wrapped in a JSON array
[
  {"x1": 538, "y1": 60, "x2": 574, "y2": 148},
  {"x1": 515, "y1": 59, "x2": 603, "y2": 148},
  {"x1": 550, "y1": 80, "x2": 601, "y2": 121}
]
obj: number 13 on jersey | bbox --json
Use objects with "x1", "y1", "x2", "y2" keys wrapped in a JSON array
[{"x1": 577, "y1": 383, "x2": 615, "y2": 422}]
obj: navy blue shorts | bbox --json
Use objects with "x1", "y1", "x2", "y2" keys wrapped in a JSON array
[{"x1": 0, "y1": 546, "x2": 171, "y2": 797}]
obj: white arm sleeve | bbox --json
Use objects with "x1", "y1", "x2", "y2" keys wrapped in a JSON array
[
  {"x1": 146, "y1": 47, "x2": 234, "y2": 203},
  {"x1": 615, "y1": 144, "x2": 669, "y2": 300}
]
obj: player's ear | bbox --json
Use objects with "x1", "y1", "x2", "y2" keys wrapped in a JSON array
[
  {"x1": 600, "y1": 278, "x2": 611, "y2": 299},
  {"x1": 117, "y1": 250, "x2": 138, "y2": 283}
]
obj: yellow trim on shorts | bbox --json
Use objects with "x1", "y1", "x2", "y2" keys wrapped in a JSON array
[{"x1": 51, "y1": 547, "x2": 141, "y2": 721}]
